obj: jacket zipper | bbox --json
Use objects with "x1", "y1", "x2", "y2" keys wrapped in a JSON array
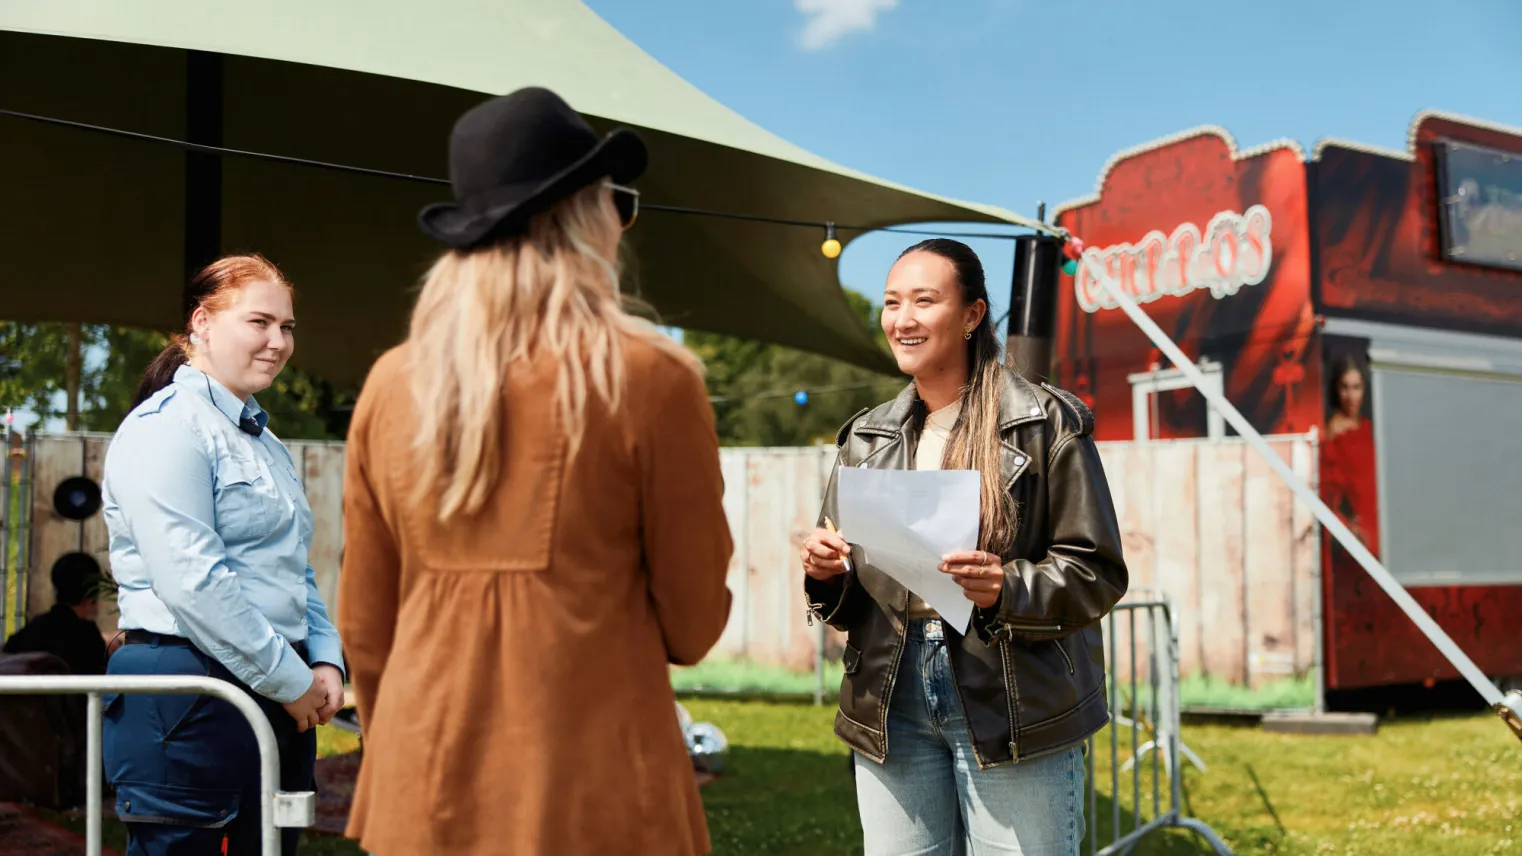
[
  {"x1": 998, "y1": 637, "x2": 1020, "y2": 762},
  {"x1": 999, "y1": 618, "x2": 1064, "y2": 635}
]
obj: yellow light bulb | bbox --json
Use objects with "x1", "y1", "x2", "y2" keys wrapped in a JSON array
[{"x1": 821, "y1": 222, "x2": 841, "y2": 259}]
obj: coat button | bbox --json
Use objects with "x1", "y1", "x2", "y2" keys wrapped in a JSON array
[
  {"x1": 123, "y1": 800, "x2": 131, "y2": 812},
  {"x1": 1014, "y1": 456, "x2": 1026, "y2": 466},
  {"x1": 1029, "y1": 406, "x2": 1042, "y2": 416}
]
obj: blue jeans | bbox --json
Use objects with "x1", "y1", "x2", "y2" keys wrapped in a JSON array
[
  {"x1": 854, "y1": 619, "x2": 1086, "y2": 856},
  {"x1": 102, "y1": 637, "x2": 316, "y2": 856}
]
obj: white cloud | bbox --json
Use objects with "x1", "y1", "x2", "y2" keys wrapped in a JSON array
[{"x1": 795, "y1": 0, "x2": 898, "y2": 51}]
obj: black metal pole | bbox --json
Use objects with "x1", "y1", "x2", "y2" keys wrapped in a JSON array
[
  {"x1": 1007, "y1": 233, "x2": 1064, "y2": 382},
  {"x1": 183, "y1": 50, "x2": 224, "y2": 306}
]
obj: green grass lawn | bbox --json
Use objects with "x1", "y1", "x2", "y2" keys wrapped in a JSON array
[
  {"x1": 683, "y1": 701, "x2": 1519, "y2": 855},
  {"x1": 37, "y1": 702, "x2": 1522, "y2": 855},
  {"x1": 674, "y1": 658, "x2": 1317, "y2": 712}
]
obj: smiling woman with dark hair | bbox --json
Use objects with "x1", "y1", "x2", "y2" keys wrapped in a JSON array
[{"x1": 801, "y1": 239, "x2": 1129, "y2": 856}]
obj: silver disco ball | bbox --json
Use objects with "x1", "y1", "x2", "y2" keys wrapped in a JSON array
[{"x1": 687, "y1": 721, "x2": 729, "y2": 775}]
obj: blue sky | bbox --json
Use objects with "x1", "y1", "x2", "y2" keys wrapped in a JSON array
[
  {"x1": 11, "y1": 1, "x2": 1522, "y2": 430},
  {"x1": 587, "y1": 0, "x2": 1522, "y2": 323}
]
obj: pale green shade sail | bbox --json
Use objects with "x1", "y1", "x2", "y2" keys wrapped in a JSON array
[{"x1": 0, "y1": 0, "x2": 1028, "y2": 383}]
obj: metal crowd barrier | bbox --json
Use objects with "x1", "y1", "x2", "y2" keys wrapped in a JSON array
[
  {"x1": 0, "y1": 674, "x2": 315, "y2": 856},
  {"x1": 1086, "y1": 597, "x2": 1232, "y2": 855}
]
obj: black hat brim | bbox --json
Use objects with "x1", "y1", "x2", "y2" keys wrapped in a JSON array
[{"x1": 418, "y1": 128, "x2": 647, "y2": 249}]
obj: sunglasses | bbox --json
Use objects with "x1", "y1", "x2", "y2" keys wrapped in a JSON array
[{"x1": 606, "y1": 180, "x2": 640, "y2": 230}]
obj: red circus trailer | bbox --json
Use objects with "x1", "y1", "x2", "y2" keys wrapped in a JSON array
[{"x1": 1053, "y1": 111, "x2": 1522, "y2": 696}]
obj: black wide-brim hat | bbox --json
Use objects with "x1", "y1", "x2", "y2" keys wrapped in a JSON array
[{"x1": 419, "y1": 86, "x2": 647, "y2": 249}]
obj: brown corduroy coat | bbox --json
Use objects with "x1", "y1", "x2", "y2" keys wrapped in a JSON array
[{"x1": 336, "y1": 338, "x2": 733, "y2": 856}]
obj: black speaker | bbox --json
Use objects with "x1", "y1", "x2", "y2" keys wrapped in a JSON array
[{"x1": 52, "y1": 476, "x2": 102, "y2": 521}]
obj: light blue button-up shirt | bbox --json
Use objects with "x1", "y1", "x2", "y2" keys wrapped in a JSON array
[{"x1": 102, "y1": 365, "x2": 344, "y2": 703}]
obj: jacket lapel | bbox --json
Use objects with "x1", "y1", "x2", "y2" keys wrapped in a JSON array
[{"x1": 998, "y1": 372, "x2": 1045, "y2": 492}]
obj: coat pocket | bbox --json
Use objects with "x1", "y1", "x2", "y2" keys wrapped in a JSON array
[
  {"x1": 114, "y1": 781, "x2": 239, "y2": 828},
  {"x1": 842, "y1": 643, "x2": 863, "y2": 676}
]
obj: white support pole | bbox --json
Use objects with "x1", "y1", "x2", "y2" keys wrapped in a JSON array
[
  {"x1": 1094, "y1": 275, "x2": 1515, "y2": 719},
  {"x1": 86, "y1": 691, "x2": 101, "y2": 854}
]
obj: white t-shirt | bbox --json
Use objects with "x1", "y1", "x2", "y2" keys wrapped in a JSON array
[{"x1": 916, "y1": 400, "x2": 960, "y2": 472}]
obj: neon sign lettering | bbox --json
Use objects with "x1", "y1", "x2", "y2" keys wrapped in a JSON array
[{"x1": 1075, "y1": 205, "x2": 1274, "y2": 314}]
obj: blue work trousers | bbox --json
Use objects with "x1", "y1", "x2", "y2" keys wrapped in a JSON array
[{"x1": 103, "y1": 637, "x2": 317, "y2": 856}]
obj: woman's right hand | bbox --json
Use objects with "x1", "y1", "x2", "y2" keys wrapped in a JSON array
[
  {"x1": 282, "y1": 674, "x2": 328, "y2": 732},
  {"x1": 801, "y1": 527, "x2": 852, "y2": 580}
]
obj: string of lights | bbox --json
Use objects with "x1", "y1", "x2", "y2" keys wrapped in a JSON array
[
  {"x1": 0, "y1": 106, "x2": 1067, "y2": 414},
  {"x1": 0, "y1": 107, "x2": 1056, "y2": 245}
]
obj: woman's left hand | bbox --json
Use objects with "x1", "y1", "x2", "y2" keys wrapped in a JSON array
[{"x1": 940, "y1": 550, "x2": 1004, "y2": 609}]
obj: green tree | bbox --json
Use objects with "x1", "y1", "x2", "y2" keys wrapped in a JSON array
[
  {"x1": 81, "y1": 325, "x2": 352, "y2": 439},
  {"x1": 685, "y1": 290, "x2": 904, "y2": 447},
  {"x1": 78, "y1": 325, "x2": 168, "y2": 432},
  {"x1": 2, "y1": 321, "x2": 351, "y2": 440},
  {"x1": 0, "y1": 323, "x2": 107, "y2": 427}
]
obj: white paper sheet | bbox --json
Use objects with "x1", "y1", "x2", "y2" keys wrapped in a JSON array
[{"x1": 836, "y1": 467, "x2": 981, "y2": 634}]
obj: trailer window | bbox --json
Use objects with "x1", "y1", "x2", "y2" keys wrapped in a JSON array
[{"x1": 1373, "y1": 365, "x2": 1522, "y2": 587}]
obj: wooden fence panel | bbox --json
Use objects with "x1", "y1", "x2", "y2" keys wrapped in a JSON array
[
  {"x1": 18, "y1": 432, "x2": 1321, "y2": 690},
  {"x1": 1292, "y1": 440, "x2": 1321, "y2": 676},
  {"x1": 1146, "y1": 442, "x2": 1203, "y2": 680},
  {"x1": 27, "y1": 435, "x2": 90, "y2": 620},
  {"x1": 714, "y1": 452, "x2": 751, "y2": 659},
  {"x1": 295, "y1": 443, "x2": 345, "y2": 616},
  {"x1": 1197, "y1": 442, "x2": 1247, "y2": 684},
  {"x1": 1245, "y1": 443, "x2": 1298, "y2": 687}
]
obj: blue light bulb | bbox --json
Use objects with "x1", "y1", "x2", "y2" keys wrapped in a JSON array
[{"x1": 794, "y1": 390, "x2": 809, "y2": 406}]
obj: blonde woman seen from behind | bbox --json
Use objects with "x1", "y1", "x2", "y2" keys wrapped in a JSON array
[{"x1": 337, "y1": 88, "x2": 734, "y2": 856}]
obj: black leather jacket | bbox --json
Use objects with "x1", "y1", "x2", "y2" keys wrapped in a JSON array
[{"x1": 805, "y1": 369, "x2": 1128, "y2": 768}]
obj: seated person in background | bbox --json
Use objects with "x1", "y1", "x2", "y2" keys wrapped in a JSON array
[{"x1": 4, "y1": 553, "x2": 110, "y2": 675}]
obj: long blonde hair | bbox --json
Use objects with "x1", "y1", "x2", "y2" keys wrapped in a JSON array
[{"x1": 408, "y1": 183, "x2": 701, "y2": 521}]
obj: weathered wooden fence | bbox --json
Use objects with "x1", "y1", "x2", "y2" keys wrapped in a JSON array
[
  {"x1": 14, "y1": 431, "x2": 1319, "y2": 689},
  {"x1": 1099, "y1": 436, "x2": 1321, "y2": 690},
  {"x1": 18, "y1": 433, "x2": 345, "y2": 639}
]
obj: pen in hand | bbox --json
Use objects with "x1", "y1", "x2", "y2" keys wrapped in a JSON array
[{"x1": 824, "y1": 516, "x2": 853, "y2": 573}]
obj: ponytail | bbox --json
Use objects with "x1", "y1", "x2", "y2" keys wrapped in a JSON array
[{"x1": 131, "y1": 335, "x2": 189, "y2": 410}]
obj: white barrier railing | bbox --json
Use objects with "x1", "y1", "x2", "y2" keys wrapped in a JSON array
[
  {"x1": 1090, "y1": 597, "x2": 1232, "y2": 855},
  {"x1": 0, "y1": 674, "x2": 315, "y2": 855}
]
